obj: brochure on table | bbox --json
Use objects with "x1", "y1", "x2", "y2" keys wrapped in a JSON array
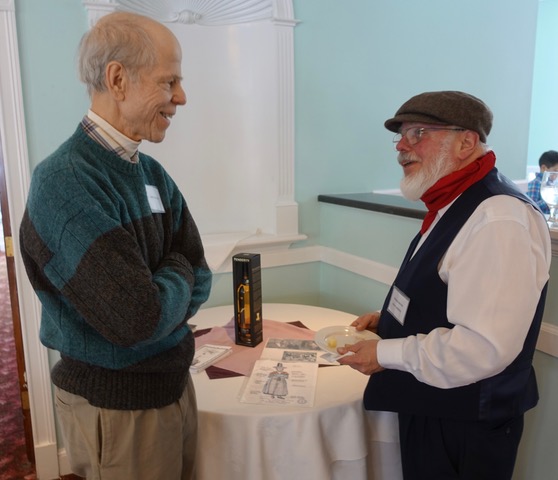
[
  {"x1": 240, "y1": 337, "x2": 341, "y2": 407},
  {"x1": 240, "y1": 358, "x2": 318, "y2": 407},
  {"x1": 261, "y1": 337, "x2": 340, "y2": 365},
  {"x1": 190, "y1": 344, "x2": 232, "y2": 373}
]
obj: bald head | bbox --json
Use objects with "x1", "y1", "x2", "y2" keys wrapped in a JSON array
[{"x1": 78, "y1": 11, "x2": 178, "y2": 97}]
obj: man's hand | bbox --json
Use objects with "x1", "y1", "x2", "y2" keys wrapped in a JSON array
[
  {"x1": 351, "y1": 311, "x2": 381, "y2": 333},
  {"x1": 337, "y1": 339, "x2": 384, "y2": 376}
]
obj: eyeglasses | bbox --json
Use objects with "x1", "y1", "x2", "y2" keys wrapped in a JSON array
[{"x1": 393, "y1": 127, "x2": 465, "y2": 146}]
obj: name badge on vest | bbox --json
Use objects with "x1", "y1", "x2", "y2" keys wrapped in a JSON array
[
  {"x1": 145, "y1": 185, "x2": 165, "y2": 213},
  {"x1": 387, "y1": 286, "x2": 410, "y2": 326}
]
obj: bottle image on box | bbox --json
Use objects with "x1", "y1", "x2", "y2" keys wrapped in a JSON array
[
  {"x1": 237, "y1": 271, "x2": 251, "y2": 343},
  {"x1": 233, "y1": 253, "x2": 263, "y2": 347}
]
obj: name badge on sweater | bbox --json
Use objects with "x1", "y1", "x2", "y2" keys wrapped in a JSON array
[
  {"x1": 387, "y1": 286, "x2": 410, "y2": 326},
  {"x1": 145, "y1": 185, "x2": 165, "y2": 213}
]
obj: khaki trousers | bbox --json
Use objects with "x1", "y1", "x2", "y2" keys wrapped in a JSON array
[{"x1": 54, "y1": 377, "x2": 197, "y2": 480}]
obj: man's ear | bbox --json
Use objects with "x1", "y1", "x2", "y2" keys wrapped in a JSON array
[
  {"x1": 457, "y1": 130, "x2": 479, "y2": 159},
  {"x1": 105, "y1": 61, "x2": 127, "y2": 100}
]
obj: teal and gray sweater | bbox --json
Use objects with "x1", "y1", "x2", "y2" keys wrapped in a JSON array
[{"x1": 19, "y1": 125, "x2": 212, "y2": 410}]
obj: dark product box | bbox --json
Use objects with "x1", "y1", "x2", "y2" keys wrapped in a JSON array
[{"x1": 232, "y1": 253, "x2": 263, "y2": 347}]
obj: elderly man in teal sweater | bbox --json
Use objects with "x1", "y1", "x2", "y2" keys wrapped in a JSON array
[{"x1": 19, "y1": 11, "x2": 211, "y2": 480}]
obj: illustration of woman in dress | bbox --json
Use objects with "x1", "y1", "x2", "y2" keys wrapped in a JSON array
[{"x1": 262, "y1": 362, "x2": 289, "y2": 399}]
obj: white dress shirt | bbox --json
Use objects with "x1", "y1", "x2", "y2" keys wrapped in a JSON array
[{"x1": 377, "y1": 195, "x2": 551, "y2": 389}]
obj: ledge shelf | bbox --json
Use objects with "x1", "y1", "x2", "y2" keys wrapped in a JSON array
[{"x1": 317, "y1": 192, "x2": 426, "y2": 220}]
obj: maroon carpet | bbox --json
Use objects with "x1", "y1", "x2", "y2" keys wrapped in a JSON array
[{"x1": 0, "y1": 253, "x2": 36, "y2": 479}]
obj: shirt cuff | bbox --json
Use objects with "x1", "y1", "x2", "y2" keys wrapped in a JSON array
[{"x1": 377, "y1": 338, "x2": 406, "y2": 369}]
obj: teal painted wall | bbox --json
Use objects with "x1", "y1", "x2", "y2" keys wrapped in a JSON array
[
  {"x1": 294, "y1": 0, "x2": 539, "y2": 249},
  {"x1": 528, "y1": 0, "x2": 558, "y2": 168},
  {"x1": 319, "y1": 264, "x2": 389, "y2": 316},
  {"x1": 291, "y1": 4, "x2": 558, "y2": 477},
  {"x1": 15, "y1": 0, "x2": 89, "y2": 164},
  {"x1": 14, "y1": 1, "x2": 558, "y2": 478},
  {"x1": 319, "y1": 203, "x2": 419, "y2": 265}
]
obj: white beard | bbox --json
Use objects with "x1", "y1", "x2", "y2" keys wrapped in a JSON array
[{"x1": 399, "y1": 139, "x2": 458, "y2": 201}]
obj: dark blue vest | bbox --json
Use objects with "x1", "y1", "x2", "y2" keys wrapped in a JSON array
[{"x1": 364, "y1": 168, "x2": 548, "y2": 422}]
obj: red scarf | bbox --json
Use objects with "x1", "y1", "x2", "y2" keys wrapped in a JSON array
[{"x1": 419, "y1": 151, "x2": 496, "y2": 234}]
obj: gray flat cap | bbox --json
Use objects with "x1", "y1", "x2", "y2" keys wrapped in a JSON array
[{"x1": 384, "y1": 91, "x2": 493, "y2": 143}]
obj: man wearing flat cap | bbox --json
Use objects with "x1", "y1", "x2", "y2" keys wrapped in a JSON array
[{"x1": 339, "y1": 91, "x2": 551, "y2": 479}]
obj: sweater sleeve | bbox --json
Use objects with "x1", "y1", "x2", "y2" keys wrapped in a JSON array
[
  {"x1": 20, "y1": 156, "x2": 212, "y2": 350},
  {"x1": 165, "y1": 197, "x2": 212, "y2": 323}
]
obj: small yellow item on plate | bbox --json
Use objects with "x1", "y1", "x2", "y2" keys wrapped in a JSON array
[
  {"x1": 327, "y1": 336, "x2": 337, "y2": 349},
  {"x1": 315, "y1": 326, "x2": 380, "y2": 354}
]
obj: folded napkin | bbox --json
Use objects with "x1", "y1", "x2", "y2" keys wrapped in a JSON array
[
  {"x1": 202, "y1": 231, "x2": 253, "y2": 271},
  {"x1": 194, "y1": 318, "x2": 315, "y2": 379}
]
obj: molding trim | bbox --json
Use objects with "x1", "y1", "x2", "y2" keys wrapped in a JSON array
[
  {"x1": 116, "y1": 0, "x2": 273, "y2": 25},
  {"x1": 82, "y1": 0, "x2": 117, "y2": 26},
  {"x1": 82, "y1": 0, "x2": 295, "y2": 26},
  {"x1": 274, "y1": 13, "x2": 298, "y2": 234},
  {"x1": 536, "y1": 322, "x2": 558, "y2": 358},
  {"x1": 0, "y1": 0, "x2": 14, "y2": 11},
  {"x1": 0, "y1": 5, "x2": 59, "y2": 480},
  {"x1": 82, "y1": 0, "x2": 300, "y2": 27}
]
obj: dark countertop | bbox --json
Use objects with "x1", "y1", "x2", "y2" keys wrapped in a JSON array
[{"x1": 318, "y1": 192, "x2": 426, "y2": 220}]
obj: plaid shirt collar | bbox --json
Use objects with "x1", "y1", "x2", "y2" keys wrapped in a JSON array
[{"x1": 81, "y1": 110, "x2": 140, "y2": 163}]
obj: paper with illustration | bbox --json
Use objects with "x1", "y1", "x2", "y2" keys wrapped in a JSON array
[{"x1": 240, "y1": 359, "x2": 318, "y2": 407}]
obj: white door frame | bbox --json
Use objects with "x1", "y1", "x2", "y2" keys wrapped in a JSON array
[{"x1": 0, "y1": 1, "x2": 59, "y2": 478}]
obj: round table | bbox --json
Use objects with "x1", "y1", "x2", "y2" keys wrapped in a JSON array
[{"x1": 192, "y1": 303, "x2": 402, "y2": 480}]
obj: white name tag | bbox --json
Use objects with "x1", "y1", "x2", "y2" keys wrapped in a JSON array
[
  {"x1": 145, "y1": 185, "x2": 165, "y2": 213},
  {"x1": 387, "y1": 286, "x2": 410, "y2": 326}
]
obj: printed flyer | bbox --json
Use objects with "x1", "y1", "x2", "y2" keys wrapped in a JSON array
[{"x1": 240, "y1": 359, "x2": 318, "y2": 407}]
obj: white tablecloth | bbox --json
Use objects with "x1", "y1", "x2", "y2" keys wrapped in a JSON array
[{"x1": 192, "y1": 303, "x2": 402, "y2": 480}]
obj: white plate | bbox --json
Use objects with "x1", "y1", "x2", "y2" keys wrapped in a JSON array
[{"x1": 314, "y1": 326, "x2": 380, "y2": 354}]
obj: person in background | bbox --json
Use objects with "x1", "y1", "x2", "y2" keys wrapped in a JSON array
[
  {"x1": 19, "y1": 12, "x2": 212, "y2": 480},
  {"x1": 338, "y1": 91, "x2": 551, "y2": 480},
  {"x1": 526, "y1": 149, "x2": 558, "y2": 213}
]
